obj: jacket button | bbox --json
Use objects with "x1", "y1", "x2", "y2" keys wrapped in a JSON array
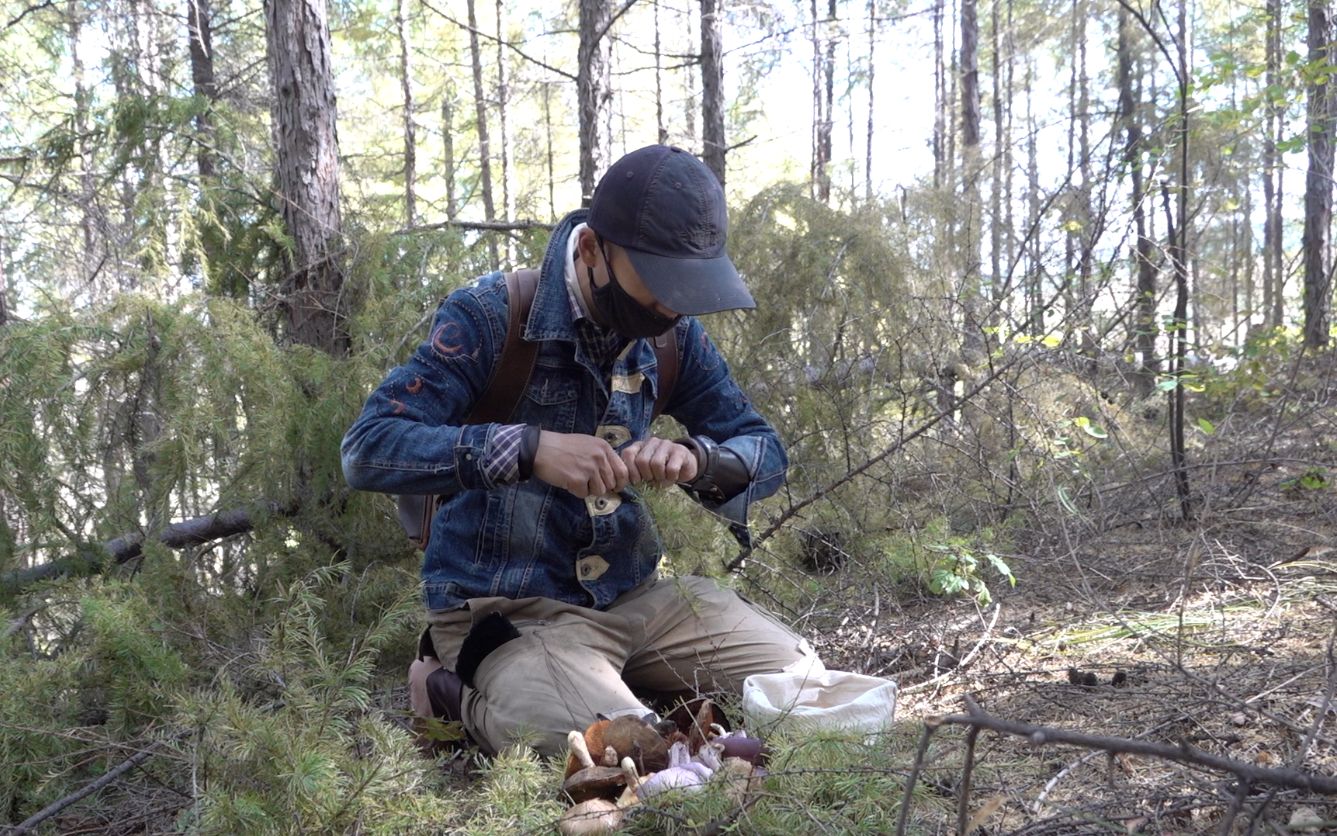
[
  {"x1": 577, "y1": 555, "x2": 609, "y2": 581},
  {"x1": 585, "y1": 493, "x2": 621, "y2": 516}
]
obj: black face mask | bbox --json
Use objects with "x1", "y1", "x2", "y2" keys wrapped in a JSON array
[{"x1": 589, "y1": 242, "x2": 679, "y2": 339}]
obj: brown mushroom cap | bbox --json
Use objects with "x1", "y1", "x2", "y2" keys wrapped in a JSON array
[
  {"x1": 558, "y1": 798, "x2": 623, "y2": 836},
  {"x1": 562, "y1": 766, "x2": 629, "y2": 803},
  {"x1": 602, "y1": 716, "x2": 669, "y2": 774}
]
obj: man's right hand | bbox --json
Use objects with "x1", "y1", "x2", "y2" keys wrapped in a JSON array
[{"x1": 532, "y1": 430, "x2": 630, "y2": 498}]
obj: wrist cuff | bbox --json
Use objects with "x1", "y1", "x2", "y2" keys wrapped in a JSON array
[{"x1": 518, "y1": 424, "x2": 542, "y2": 481}]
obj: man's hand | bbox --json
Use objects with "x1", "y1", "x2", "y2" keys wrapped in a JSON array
[
  {"x1": 532, "y1": 430, "x2": 630, "y2": 498},
  {"x1": 620, "y1": 437, "x2": 698, "y2": 487}
]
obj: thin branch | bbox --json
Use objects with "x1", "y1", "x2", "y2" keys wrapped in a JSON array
[
  {"x1": 11, "y1": 742, "x2": 162, "y2": 834},
  {"x1": 393, "y1": 218, "x2": 554, "y2": 235},
  {"x1": 894, "y1": 719, "x2": 939, "y2": 835},
  {"x1": 940, "y1": 695, "x2": 1337, "y2": 795},
  {"x1": 3, "y1": 0, "x2": 56, "y2": 30},
  {"x1": 420, "y1": 0, "x2": 574, "y2": 81},
  {"x1": 0, "y1": 500, "x2": 296, "y2": 591}
]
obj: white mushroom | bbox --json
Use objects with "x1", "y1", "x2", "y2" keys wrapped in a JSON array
[
  {"x1": 558, "y1": 798, "x2": 622, "y2": 836},
  {"x1": 568, "y1": 730, "x2": 596, "y2": 769}
]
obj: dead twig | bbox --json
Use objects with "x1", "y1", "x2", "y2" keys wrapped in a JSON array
[
  {"x1": 942, "y1": 694, "x2": 1337, "y2": 795},
  {"x1": 10, "y1": 742, "x2": 162, "y2": 834},
  {"x1": 894, "y1": 717, "x2": 939, "y2": 836}
]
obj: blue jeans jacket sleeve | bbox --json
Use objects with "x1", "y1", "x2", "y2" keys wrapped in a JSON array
[
  {"x1": 341, "y1": 277, "x2": 511, "y2": 495},
  {"x1": 666, "y1": 318, "x2": 789, "y2": 536}
]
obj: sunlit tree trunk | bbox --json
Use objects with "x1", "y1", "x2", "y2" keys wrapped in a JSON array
[
  {"x1": 654, "y1": 0, "x2": 668, "y2": 144},
  {"x1": 961, "y1": 0, "x2": 983, "y2": 357},
  {"x1": 264, "y1": 0, "x2": 348, "y2": 355},
  {"x1": 396, "y1": 0, "x2": 416, "y2": 226},
  {"x1": 1119, "y1": 8, "x2": 1158, "y2": 393},
  {"x1": 933, "y1": 0, "x2": 945, "y2": 189},
  {"x1": 989, "y1": 0, "x2": 1001, "y2": 303},
  {"x1": 1302, "y1": 0, "x2": 1334, "y2": 347},
  {"x1": 1025, "y1": 57, "x2": 1041, "y2": 335},
  {"x1": 578, "y1": 0, "x2": 612, "y2": 201},
  {"x1": 496, "y1": 0, "x2": 512, "y2": 234},
  {"x1": 466, "y1": 0, "x2": 497, "y2": 259},
  {"x1": 865, "y1": 0, "x2": 875, "y2": 202},
  {"x1": 1262, "y1": 0, "x2": 1281, "y2": 329},
  {"x1": 701, "y1": 0, "x2": 726, "y2": 186},
  {"x1": 442, "y1": 84, "x2": 458, "y2": 220},
  {"x1": 187, "y1": 0, "x2": 217, "y2": 182}
]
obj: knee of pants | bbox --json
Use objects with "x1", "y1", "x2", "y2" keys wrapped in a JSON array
[{"x1": 462, "y1": 633, "x2": 649, "y2": 757}]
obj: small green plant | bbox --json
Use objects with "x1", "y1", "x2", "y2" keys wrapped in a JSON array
[
  {"x1": 1281, "y1": 467, "x2": 1328, "y2": 494},
  {"x1": 925, "y1": 541, "x2": 1015, "y2": 606}
]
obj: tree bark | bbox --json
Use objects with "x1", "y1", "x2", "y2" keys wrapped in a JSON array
[
  {"x1": 865, "y1": 0, "x2": 875, "y2": 202},
  {"x1": 264, "y1": 0, "x2": 348, "y2": 355},
  {"x1": 933, "y1": 0, "x2": 946, "y2": 190},
  {"x1": 960, "y1": 0, "x2": 983, "y2": 357},
  {"x1": 186, "y1": 0, "x2": 217, "y2": 181},
  {"x1": 578, "y1": 0, "x2": 612, "y2": 202},
  {"x1": 1118, "y1": 8, "x2": 1158, "y2": 393},
  {"x1": 1263, "y1": 0, "x2": 1286, "y2": 330},
  {"x1": 1302, "y1": 0, "x2": 1334, "y2": 347},
  {"x1": 1025, "y1": 57, "x2": 1041, "y2": 334},
  {"x1": 466, "y1": 0, "x2": 498, "y2": 260},
  {"x1": 442, "y1": 84, "x2": 458, "y2": 220},
  {"x1": 819, "y1": 0, "x2": 837, "y2": 202},
  {"x1": 496, "y1": 0, "x2": 512, "y2": 240},
  {"x1": 989, "y1": 0, "x2": 1001, "y2": 301},
  {"x1": 701, "y1": 0, "x2": 726, "y2": 187},
  {"x1": 396, "y1": 0, "x2": 416, "y2": 226},
  {"x1": 654, "y1": 0, "x2": 668, "y2": 144}
]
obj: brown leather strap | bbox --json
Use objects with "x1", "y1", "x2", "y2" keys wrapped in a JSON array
[
  {"x1": 467, "y1": 269, "x2": 541, "y2": 424},
  {"x1": 651, "y1": 328, "x2": 678, "y2": 420},
  {"x1": 399, "y1": 269, "x2": 540, "y2": 550}
]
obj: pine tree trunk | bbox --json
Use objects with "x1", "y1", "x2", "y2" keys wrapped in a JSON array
[
  {"x1": 1302, "y1": 0, "x2": 1334, "y2": 347},
  {"x1": 1119, "y1": 8, "x2": 1158, "y2": 393},
  {"x1": 655, "y1": 0, "x2": 667, "y2": 144},
  {"x1": 1265, "y1": 0, "x2": 1286, "y2": 328},
  {"x1": 186, "y1": 0, "x2": 217, "y2": 181},
  {"x1": 989, "y1": 0, "x2": 1001, "y2": 302},
  {"x1": 933, "y1": 0, "x2": 945, "y2": 190},
  {"x1": 496, "y1": 0, "x2": 512, "y2": 233},
  {"x1": 961, "y1": 0, "x2": 983, "y2": 357},
  {"x1": 264, "y1": 0, "x2": 348, "y2": 356},
  {"x1": 442, "y1": 85, "x2": 458, "y2": 220},
  {"x1": 543, "y1": 73, "x2": 556, "y2": 217},
  {"x1": 821, "y1": 0, "x2": 836, "y2": 201},
  {"x1": 1026, "y1": 57, "x2": 1040, "y2": 334},
  {"x1": 578, "y1": 0, "x2": 612, "y2": 202},
  {"x1": 396, "y1": 0, "x2": 416, "y2": 226},
  {"x1": 1076, "y1": 0, "x2": 1092, "y2": 350},
  {"x1": 701, "y1": 0, "x2": 726, "y2": 187},
  {"x1": 865, "y1": 0, "x2": 875, "y2": 202},
  {"x1": 466, "y1": 0, "x2": 498, "y2": 260},
  {"x1": 810, "y1": 0, "x2": 825, "y2": 199},
  {"x1": 685, "y1": 3, "x2": 697, "y2": 146}
]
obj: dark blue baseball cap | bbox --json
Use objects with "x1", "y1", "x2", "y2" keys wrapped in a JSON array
[{"x1": 588, "y1": 145, "x2": 755, "y2": 315}]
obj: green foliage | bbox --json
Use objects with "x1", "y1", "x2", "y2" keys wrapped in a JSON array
[
  {"x1": 177, "y1": 563, "x2": 451, "y2": 834},
  {"x1": 877, "y1": 517, "x2": 1015, "y2": 605}
]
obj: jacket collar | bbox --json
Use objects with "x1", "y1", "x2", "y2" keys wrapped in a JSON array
[{"x1": 523, "y1": 209, "x2": 662, "y2": 378}]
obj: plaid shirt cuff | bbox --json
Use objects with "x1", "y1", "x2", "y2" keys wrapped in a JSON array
[{"x1": 482, "y1": 423, "x2": 526, "y2": 487}]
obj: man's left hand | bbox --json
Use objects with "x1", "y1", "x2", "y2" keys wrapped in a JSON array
[{"x1": 621, "y1": 437, "x2": 698, "y2": 487}]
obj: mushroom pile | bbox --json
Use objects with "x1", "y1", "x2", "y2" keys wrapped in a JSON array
[{"x1": 557, "y1": 700, "x2": 767, "y2": 835}]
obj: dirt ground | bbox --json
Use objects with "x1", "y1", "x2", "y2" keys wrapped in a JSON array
[{"x1": 808, "y1": 428, "x2": 1337, "y2": 833}]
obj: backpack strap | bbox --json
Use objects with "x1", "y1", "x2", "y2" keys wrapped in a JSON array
[
  {"x1": 467, "y1": 269, "x2": 541, "y2": 424},
  {"x1": 651, "y1": 327, "x2": 679, "y2": 420},
  {"x1": 398, "y1": 269, "x2": 540, "y2": 550}
]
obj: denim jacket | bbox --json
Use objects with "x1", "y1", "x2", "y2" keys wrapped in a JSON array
[{"x1": 341, "y1": 209, "x2": 788, "y2": 611}]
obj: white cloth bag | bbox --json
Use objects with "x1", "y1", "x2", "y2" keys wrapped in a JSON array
[{"x1": 742, "y1": 666, "x2": 897, "y2": 737}]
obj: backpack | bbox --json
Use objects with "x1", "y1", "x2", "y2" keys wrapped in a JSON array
[{"x1": 395, "y1": 268, "x2": 680, "y2": 550}]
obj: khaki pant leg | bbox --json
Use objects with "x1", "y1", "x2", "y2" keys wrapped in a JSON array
[
  {"x1": 427, "y1": 598, "x2": 652, "y2": 757},
  {"x1": 616, "y1": 575, "x2": 820, "y2": 697}
]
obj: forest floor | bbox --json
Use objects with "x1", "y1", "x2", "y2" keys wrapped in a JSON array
[{"x1": 807, "y1": 359, "x2": 1337, "y2": 834}]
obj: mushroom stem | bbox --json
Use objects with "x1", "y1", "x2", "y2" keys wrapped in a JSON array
[
  {"x1": 620, "y1": 756, "x2": 643, "y2": 793},
  {"x1": 568, "y1": 730, "x2": 596, "y2": 769}
]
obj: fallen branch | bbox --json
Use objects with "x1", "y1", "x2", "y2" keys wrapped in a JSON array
[
  {"x1": 393, "y1": 218, "x2": 555, "y2": 235},
  {"x1": 941, "y1": 694, "x2": 1337, "y2": 795},
  {"x1": 11, "y1": 742, "x2": 161, "y2": 834},
  {"x1": 0, "y1": 500, "x2": 295, "y2": 591}
]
